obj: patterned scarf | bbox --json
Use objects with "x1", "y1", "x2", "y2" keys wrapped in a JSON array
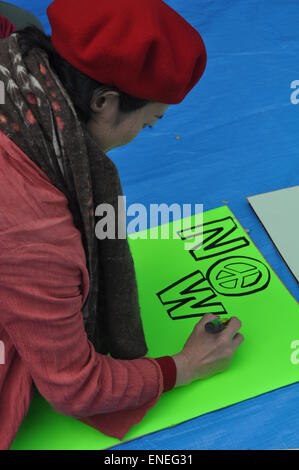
[{"x1": 0, "y1": 33, "x2": 148, "y2": 359}]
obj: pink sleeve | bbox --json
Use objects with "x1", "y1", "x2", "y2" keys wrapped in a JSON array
[
  {"x1": 79, "y1": 356, "x2": 177, "y2": 439},
  {"x1": 0, "y1": 242, "x2": 166, "y2": 440}
]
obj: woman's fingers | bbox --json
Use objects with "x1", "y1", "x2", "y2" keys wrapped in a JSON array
[{"x1": 232, "y1": 333, "x2": 244, "y2": 351}]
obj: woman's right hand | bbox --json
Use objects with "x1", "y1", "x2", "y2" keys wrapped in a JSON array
[{"x1": 172, "y1": 314, "x2": 244, "y2": 387}]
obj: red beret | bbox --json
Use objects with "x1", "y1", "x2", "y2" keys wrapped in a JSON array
[{"x1": 47, "y1": 0, "x2": 207, "y2": 104}]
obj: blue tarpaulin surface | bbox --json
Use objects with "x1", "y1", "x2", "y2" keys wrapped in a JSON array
[{"x1": 6, "y1": 0, "x2": 299, "y2": 450}]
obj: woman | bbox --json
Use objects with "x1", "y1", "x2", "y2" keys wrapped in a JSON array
[{"x1": 0, "y1": 0, "x2": 243, "y2": 449}]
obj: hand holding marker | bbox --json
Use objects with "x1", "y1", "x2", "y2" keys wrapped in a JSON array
[
  {"x1": 205, "y1": 317, "x2": 231, "y2": 334},
  {"x1": 172, "y1": 314, "x2": 244, "y2": 387}
]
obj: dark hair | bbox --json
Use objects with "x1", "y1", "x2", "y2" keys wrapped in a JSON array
[{"x1": 16, "y1": 26, "x2": 151, "y2": 124}]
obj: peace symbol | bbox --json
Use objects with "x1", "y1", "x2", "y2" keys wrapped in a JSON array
[{"x1": 206, "y1": 256, "x2": 270, "y2": 296}]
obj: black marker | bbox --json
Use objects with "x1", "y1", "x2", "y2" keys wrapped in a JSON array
[{"x1": 205, "y1": 318, "x2": 231, "y2": 334}]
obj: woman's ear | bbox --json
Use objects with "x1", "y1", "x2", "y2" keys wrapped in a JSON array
[{"x1": 90, "y1": 90, "x2": 120, "y2": 114}]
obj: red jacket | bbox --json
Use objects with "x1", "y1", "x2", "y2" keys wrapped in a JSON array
[{"x1": 0, "y1": 129, "x2": 176, "y2": 450}]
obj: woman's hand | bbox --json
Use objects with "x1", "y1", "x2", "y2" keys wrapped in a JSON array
[{"x1": 172, "y1": 314, "x2": 244, "y2": 387}]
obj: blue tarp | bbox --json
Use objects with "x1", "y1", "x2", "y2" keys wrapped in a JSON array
[{"x1": 6, "y1": 0, "x2": 299, "y2": 450}]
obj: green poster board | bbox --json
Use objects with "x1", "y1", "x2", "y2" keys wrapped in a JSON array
[{"x1": 11, "y1": 205, "x2": 299, "y2": 450}]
